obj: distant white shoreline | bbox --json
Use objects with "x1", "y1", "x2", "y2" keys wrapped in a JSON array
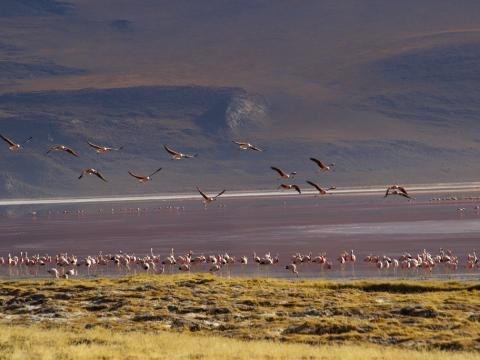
[{"x1": 1, "y1": 181, "x2": 480, "y2": 206}]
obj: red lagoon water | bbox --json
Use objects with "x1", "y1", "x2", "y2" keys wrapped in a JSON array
[{"x1": 0, "y1": 193, "x2": 479, "y2": 279}]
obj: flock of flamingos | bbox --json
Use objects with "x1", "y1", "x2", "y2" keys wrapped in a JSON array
[
  {"x1": 0, "y1": 132, "x2": 413, "y2": 201},
  {"x1": 0, "y1": 248, "x2": 478, "y2": 279},
  {"x1": 1, "y1": 132, "x2": 478, "y2": 279}
]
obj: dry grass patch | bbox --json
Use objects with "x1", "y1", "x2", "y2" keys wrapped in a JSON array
[
  {"x1": 0, "y1": 325, "x2": 479, "y2": 360},
  {"x1": 0, "y1": 274, "x2": 478, "y2": 352}
]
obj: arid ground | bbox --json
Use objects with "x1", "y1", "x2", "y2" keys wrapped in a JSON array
[{"x1": 0, "y1": 275, "x2": 478, "y2": 359}]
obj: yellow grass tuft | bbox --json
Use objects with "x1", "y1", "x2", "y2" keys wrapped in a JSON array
[{"x1": 0, "y1": 325, "x2": 478, "y2": 360}]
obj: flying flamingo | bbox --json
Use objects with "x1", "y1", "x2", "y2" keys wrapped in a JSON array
[
  {"x1": 0, "y1": 133, "x2": 32, "y2": 152},
  {"x1": 78, "y1": 168, "x2": 108, "y2": 182},
  {"x1": 385, "y1": 189, "x2": 413, "y2": 200},
  {"x1": 385, "y1": 185, "x2": 408, "y2": 196},
  {"x1": 232, "y1": 141, "x2": 263, "y2": 152},
  {"x1": 385, "y1": 185, "x2": 412, "y2": 199},
  {"x1": 196, "y1": 186, "x2": 226, "y2": 205},
  {"x1": 163, "y1": 144, "x2": 197, "y2": 160},
  {"x1": 128, "y1": 168, "x2": 162, "y2": 183},
  {"x1": 87, "y1": 141, "x2": 123, "y2": 154},
  {"x1": 305, "y1": 181, "x2": 335, "y2": 195},
  {"x1": 46, "y1": 145, "x2": 79, "y2": 157},
  {"x1": 271, "y1": 166, "x2": 296, "y2": 179},
  {"x1": 310, "y1": 157, "x2": 335, "y2": 171}
]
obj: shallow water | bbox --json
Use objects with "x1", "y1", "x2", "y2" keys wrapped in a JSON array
[{"x1": 0, "y1": 192, "x2": 479, "y2": 280}]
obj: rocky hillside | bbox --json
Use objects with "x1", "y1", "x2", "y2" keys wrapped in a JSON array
[{"x1": 1, "y1": 1, "x2": 480, "y2": 197}]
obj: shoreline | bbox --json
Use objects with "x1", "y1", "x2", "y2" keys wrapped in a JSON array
[
  {"x1": 1, "y1": 273, "x2": 479, "y2": 284},
  {"x1": 1, "y1": 270, "x2": 478, "y2": 282},
  {"x1": 1, "y1": 181, "x2": 480, "y2": 207}
]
